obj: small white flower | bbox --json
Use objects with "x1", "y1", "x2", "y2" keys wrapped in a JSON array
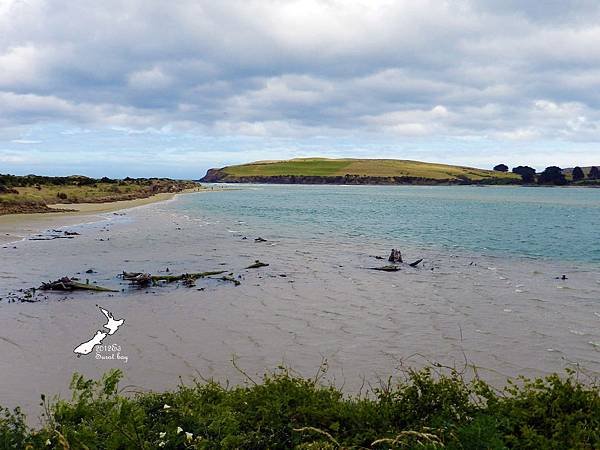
[
  {"x1": 159, "y1": 432, "x2": 166, "y2": 438},
  {"x1": 163, "y1": 404, "x2": 171, "y2": 410},
  {"x1": 185, "y1": 431, "x2": 193, "y2": 441},
  {"x1": 177, "y1": 426, "x2": 183, "y2": 434},
  {"x1": 158, "y1": 442, "x2": 166, "y2": 447},
  {"x1": 45, "y1": 439, "x2": 52, "y2": 446}
]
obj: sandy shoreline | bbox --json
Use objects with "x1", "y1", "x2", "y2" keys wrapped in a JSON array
[{"x1": 0, "y1": 189, "x2": 201, "y2": 244}]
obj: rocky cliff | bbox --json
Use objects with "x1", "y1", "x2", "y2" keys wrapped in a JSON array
[{"x1": 200, "y1": 170, "x2": 516, "y2": 185}]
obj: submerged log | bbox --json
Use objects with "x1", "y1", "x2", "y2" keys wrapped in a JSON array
[
  {"x1": 122, "y1": 271, "x2": 143, "y2": 278},
  {"x1": 122, "y1": 272, "x2": 153, "y2": 286},
  {"x1": 122, "y1": 270, "x2": 227, "y2": 286},
  {"x1": 245, "y1": 260, "x2": 269, "y2": 269},
  {"x1": 40, "y1": 277, "x2": 117, "y2": 292},
  {"x1": 220, "y1": 275, "x2": 241, "y2": 286},
  {"x1": 409, "y1": 258, "x2": 423, "y2": 267},
  {"x1": 151, "y1": 271, "x2": 226, "y2": 282},
  {"x1": 370, "y1": 265, "x2": 401, "y2": 272}
]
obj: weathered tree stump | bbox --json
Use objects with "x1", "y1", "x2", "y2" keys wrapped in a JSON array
[{"x1": 388, "y1": 249, "x2": 403, "y2": 263}]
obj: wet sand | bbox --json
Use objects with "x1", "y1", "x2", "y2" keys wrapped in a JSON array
[
  {"x1": 0, "y1": 190, "x2": 199, "y2": 244},
  {"x1": 1, "y1": 191, "x2": 599, "y2": 425}
]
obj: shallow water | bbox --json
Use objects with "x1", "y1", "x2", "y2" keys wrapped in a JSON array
[
  {"x1": 0, "y1": 186, "x2": 599, "y2": 423},
  {"x1": 183, "y1": 184, "x2": 600, "y2": 263}
]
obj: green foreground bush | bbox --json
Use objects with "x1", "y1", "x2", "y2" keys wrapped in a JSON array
[{"x1": 1, "y1": 367, "x2": 598, "y2": 449}]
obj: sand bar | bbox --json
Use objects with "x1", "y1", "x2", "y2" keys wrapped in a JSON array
[{"x1": 0, "y1": 190, "x2": 200, "y2": 244}]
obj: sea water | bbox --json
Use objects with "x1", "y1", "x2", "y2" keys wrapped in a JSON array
[{"x1": 175, "y1": 184, "x2": 600, "y2": 264}]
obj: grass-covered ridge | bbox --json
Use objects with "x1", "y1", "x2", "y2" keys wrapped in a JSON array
[
  {"x1": 2, "y1": 367, "x2": 598, "y2": 449},
  {"x1": 202, "y1": 158, "x2": 521, "y2": 184}
]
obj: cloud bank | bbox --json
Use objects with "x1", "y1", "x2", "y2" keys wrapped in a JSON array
[{"x1": 1, "y1": 0, "x2": 599, "y2": 176}]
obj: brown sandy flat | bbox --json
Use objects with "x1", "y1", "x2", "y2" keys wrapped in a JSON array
[{"x1": 0, "y1": 190, "x2": 197, "y2": 244}]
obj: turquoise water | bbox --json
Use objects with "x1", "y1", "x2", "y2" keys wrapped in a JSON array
[{"x1": 176, "y1": 185, "x2": 600, "y2": 263}]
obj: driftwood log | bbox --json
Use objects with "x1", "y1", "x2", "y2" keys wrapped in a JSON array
[
  {"x1": 122, "y1": 272, "x2": 153, "y2": 286},
  {"x1": 40, "y1": 277, "x2": 117, "y2": 292},
  {"x1": 29, "y1": 230, "x2": 80, "y2": 241},
  {"x1": 369, "y1": 259, "x2": 423, "y2": 272},
  {"x1": 122, "y1": 270, "x2": 227, "y2": 287},
  {"x1": 29, "y1": 235, "x2": 75, "y2": 241},
  {"x1": 220, "y1": 275, "x2": 241, "y2": 286},
  {"x1": 245, "y1": 260, "x2": 269, "y2": 269},
  {"x1": 370, "y1": 265, "x2": 401, "y2": 272}
]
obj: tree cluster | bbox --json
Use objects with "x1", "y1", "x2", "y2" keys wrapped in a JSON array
[
  {"x1": 0, "y1": 174, "x2": 175, "y2": 188},
  {"x1": 511, "y1": 166, "x2": 536, "y2": 183},
  {"x1": 494, "y1": 164, "x2": 600, "y2": 185}
]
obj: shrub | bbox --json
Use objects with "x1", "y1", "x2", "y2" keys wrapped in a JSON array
[
  {"x1": 0, "y1": 184, "x2": 18, "y2": 194},
  {"x1": 1, "y1": 367, "x2": 598, "y2": 449}
]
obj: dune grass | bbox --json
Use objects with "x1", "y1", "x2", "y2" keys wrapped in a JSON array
[
  {"x1": 0, "y1": 177, "x2": 197, "y2": 215},
  {"x1": 12, "y1": 183, "x2": 160, "y2": 204},
  {"x1": 2, "y1": 366, "x2": 598, "y2": 449},
  {"x1": 220, "y1": 158, "x2": 520, "y2": 182}
]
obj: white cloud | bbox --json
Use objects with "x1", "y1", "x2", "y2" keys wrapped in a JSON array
[
  {"x1": 362, "y1": 106, "x2": 452, "y2": 136},
  {"x1": 11, "y1": 139, "x2": 42, "y2": 144},
  {"x1": 1, "y1": 0, "x2": 600, "y2": 175},
  {"x1": 492, "y1": 128, "x2": 540, "y2": 141},
  {"x1": 0, "y1": 45, "x2": 42, "y2": 86},
  {"x1": 128, "y1": 67, "x2": 173, "y2": 90}
]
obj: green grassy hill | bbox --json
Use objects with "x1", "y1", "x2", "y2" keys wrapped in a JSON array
[{"x1": 201, "y1": 158, "x2": 520, "y2": 184}]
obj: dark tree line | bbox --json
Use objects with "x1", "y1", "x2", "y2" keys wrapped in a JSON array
[
  {"x1": 0, "y1": 174, "x2": 109, "y2": 188},
  {"x1": 493, "y1": 164, "x2": 600, "y2": 185},
  {"x1": 0, "y1": 174, "x2": 176, "y2": 189}
]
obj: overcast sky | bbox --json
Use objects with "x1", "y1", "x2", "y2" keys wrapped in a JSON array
[{"x1": 1, "y1": 0, "x2": 600, "y2": 178}]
